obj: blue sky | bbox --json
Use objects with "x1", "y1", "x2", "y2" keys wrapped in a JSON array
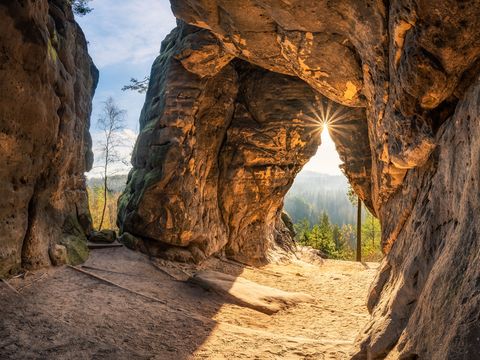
[
  {"x1": 77, "y1": 0, "x2": 342, "y2": 177},
  {"x1": 77, "y1": 0, "x2": 176, "y2": 176},
  {"x1": 77, "y1": 0, "x2": 176, "y2": 132}
]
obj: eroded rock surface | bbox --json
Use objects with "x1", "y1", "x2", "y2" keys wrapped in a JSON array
[
  {"x1": 0, "y1": 0, "x2": 97, "y2": 276},
  {"x1": 353, "y1": 78, "x2": 480, "y2": 360},
  {"x1": 118, "y1": 23, "x2": 353, "y2": 264},
  {"x1": 120, "y1": 0, "x2": 480, "y2": 358}
]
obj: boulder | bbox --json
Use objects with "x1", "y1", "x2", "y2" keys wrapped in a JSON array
[
  {"x1": 89, "y1": 230, "x2": 117, "y2": 244},
  {"x1": 48, "y1": 245, "x2": 68, "y2": 266}
]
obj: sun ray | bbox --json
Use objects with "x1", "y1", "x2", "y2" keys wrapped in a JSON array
[{"x1": 300, "y1": 98, "x2": 358, "y2": 142}]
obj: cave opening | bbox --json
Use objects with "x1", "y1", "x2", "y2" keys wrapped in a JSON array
[{"x1": 285, "y1": 100, "x2": 382, "y2": 263}]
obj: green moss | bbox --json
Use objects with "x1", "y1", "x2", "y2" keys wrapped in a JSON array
[
  {"x1": 144, "y1": 168, "x2": 164, "y2": 189},
  {"x1": 60, "y1": 234, "x2": 89, "y2": 265},
  {"x1": 47, "y1": 38, "x2": 58, "y2": 62},
  {"x1": 118, "y1": 232, "x2": 140, "y2": 250},
  {"x1": 61, "y1": 215, "x2": 89, "y2": 265}
]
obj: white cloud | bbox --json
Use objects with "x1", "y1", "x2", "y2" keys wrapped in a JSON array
[
  {"x1": 78, "y1": 1, "x2": 176, "y2": 177},
  {"x1": 88, "y1": 129, "x2": 138, "y2": 178},
  {"x1": 77, "y1": 0, "x2": 177, "y2": 68}
]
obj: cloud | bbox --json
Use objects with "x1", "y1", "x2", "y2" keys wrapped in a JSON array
[
  {"x1": 77, "y1": 0, "x2": 176, "y2": 176},
  {"x1": 77, "y1": 0, "x2": 177, "y2": 68},
  {"x1": 88, "y1": 129, "x2": 138, "y2": 178}
]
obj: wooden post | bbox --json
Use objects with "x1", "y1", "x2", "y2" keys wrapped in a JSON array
[{"x1": 356, "y1": 197, "x2": 362, "y2": 262}]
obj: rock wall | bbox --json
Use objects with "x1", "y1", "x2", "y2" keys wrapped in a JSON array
[
  {"x1": 353, "y1": 78, "x2": 480, "y2": 359},
  {"x1": 120, "y1": 0, "x2": 480, "y2": 357},
  {"x1": 118, "y1": 23, "x2": 358, "y2": 264},
  {"x1": 0, "y1": 0, "x2": 97, "y2": 277}
]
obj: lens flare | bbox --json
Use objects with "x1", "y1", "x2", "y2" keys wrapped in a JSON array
[{"x1": 300, "y1": 98, "x2": 354, "y2": 140}]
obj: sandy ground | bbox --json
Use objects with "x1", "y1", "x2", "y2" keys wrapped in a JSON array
[{"x1": 0, "y1": 247, "x2": 378, "y2": 359}]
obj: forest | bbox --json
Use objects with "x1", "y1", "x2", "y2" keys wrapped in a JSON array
[
  {"x1": 87, "y1": 171, "x2": 382, "y2": 261},
  {"x1": 284, "y1": 171, "x2": 382, "y2": 261}
]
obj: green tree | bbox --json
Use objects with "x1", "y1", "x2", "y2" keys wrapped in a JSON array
[
  {"x1": 361, "y1": 211, "x2": 382, "y2": 261},
  {"x1": 347, "y1": 185, "x2": 362, "y2": 262},
  {"x1": 294, "y1": 219, "x2": 311, "y2": 246},
  {"x1": 122, "y1": 77, "x2": 150, "y2": 94},
  {"x1": 362, "y1": 211, "x2": 381, "y2": 247},
  {"x1": 287, "y1": 196, "x2": 314, "y2": 223},
  {"x1": 70, "y1": 0, "x2": 93, "y2": 16},
  {"x1": 340, "y1": 224, "x2": 355, "y2": 249},
  {"x1": 332, "y1": 224, "x2": 341, "y2": 250},
  {"x1": 309, "y1": 212, "x2": 336, "y2": 256}
]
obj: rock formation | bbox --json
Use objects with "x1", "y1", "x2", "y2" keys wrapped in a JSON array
[
  {"x1": 117, "y1": 23, "x2": 341, "y2": 264},
  {"x1": 0, "y1": 0, "x2": 97, "y2": 276},
  {"x1": 0, "y1": 0, "x2": 478, "y2": 357},
  {"x1": 118, "y1": 0, "x2": 480, "y2": 358},
  {"x1": 354, "y1": 81, "x2": 480, "y2": 359}
]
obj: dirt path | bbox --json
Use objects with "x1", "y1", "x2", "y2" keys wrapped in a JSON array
[{"x1": 0, "y1": 248, "x2": 378, "y2": 359}]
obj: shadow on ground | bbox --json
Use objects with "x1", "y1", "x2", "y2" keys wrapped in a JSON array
[{"x1": 0, "y1": 247, "x2": 378, "y2": 359}]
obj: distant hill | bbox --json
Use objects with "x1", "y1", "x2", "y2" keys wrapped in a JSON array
[
  {"x1": 87, "y1": 174, "x2": 128, "y2": 193},
  {"x1": 87, "y1": 171, "x2": 360, "y2": 226},
  {"x1": 283, "y1": 171, "x2": 361, "y2": 226}
]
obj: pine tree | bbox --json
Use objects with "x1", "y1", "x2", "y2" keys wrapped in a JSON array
[
  {"x1": 70, "y1": 0, "x2": 93, "y2": 16},
  {"x1": 332, "y1": 224, "x2": 341, "y2": 250}
]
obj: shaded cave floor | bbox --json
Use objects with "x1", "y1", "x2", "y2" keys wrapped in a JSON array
[{"x1": 0, "y1": 247, "x2": 378, "y2": 359}]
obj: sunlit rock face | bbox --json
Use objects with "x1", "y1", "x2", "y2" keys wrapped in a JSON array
[
  {"x1": 121, "y1": 0, "x2": 480, "y2": 357},
  {"x1": 118, "y1": 23, "x2": 353, "y2": 264},
  {"x1": 0, "y1": 0, "x2": 97, "y2": 276}
]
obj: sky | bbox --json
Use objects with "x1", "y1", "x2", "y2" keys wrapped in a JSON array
[
  {"x1": 304, "y1": 128, "x2": 342, "y2": 175},
  {"x1": 77, "y1": 0, "x2": 342, "y2": 177}
]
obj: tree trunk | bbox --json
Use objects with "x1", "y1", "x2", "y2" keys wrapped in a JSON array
[
  {"x1": 356, "y1": 197, "x2": 362, "y2": 262},
  {"x1": 372, "y1": 217, "x2": 375, "y2": 247},
  {"x1": 98, "y1": 162, "x2": 108, "y2": 230}
]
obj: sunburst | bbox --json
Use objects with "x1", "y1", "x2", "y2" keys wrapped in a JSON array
[{"x1": 300, "y1": 98, "x2": 354, "y2": 139}]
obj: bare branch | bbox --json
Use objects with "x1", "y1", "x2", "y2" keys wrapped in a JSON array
[{"x1": 96, "y1": 97, "x2": 128, "y2": 230}]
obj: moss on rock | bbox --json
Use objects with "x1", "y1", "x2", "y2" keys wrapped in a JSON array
[{"x1": 60, "y1": 215, "x2": 89, "y2": 265}]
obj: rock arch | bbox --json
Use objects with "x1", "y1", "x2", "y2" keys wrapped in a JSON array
[
  {"x1": 118, "y1": 1, "x2": 480, "y2": 358},
  {"x1": 117, "y1": 22, "x2": 373, "y2": 264},
  {"x1": 0, "y1": 0, "x2": 479, "y2": 358}
]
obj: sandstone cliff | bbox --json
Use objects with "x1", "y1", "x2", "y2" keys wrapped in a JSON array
[
  {"x1": 0, "y1": 0, "x2": 97, "y2": 276},
  {"x1": 119, "y1": 0, "x2": 480, "y2": 358}
]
